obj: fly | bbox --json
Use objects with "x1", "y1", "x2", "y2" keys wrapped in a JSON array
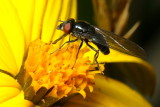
[{"x1": 53, "y1": 18, "x2": 146, "y2": 72}]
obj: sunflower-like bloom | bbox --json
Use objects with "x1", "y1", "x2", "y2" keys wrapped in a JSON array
[{"x1": 0, "y1": 0, "x2": 155, "y2": 107}]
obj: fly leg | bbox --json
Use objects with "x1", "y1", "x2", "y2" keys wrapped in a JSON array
[
  {"x1": 52, "y1": 33, "x2": 68, "y2": 44},
  {"x1": 85, "y1": 41, "x2": 103, "y2": 74},
  {"x1": 51, "y1": 38, "x2": 78, "y2": 54},
  {"x1": 53, "y1": 33, "x2": 73, "y2": 50},
  {"x1": 72, "y1": 40, "x2": 83, "y2": 69},
  {"x1": 65, "y1": 35, "x2": 71, "y2": 50}
]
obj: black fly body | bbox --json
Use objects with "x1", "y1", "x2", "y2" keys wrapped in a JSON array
[{"x1": 53, "y1": 18, "x2": 145, "y2": 72}]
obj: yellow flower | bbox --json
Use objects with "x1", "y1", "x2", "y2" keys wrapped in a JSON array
[
  {"x1": 0, "y1": 0, "x2": 155, "y2": 107},
  {"x1": 21, "y1": 39, "x2": 101, "y2": 101}
]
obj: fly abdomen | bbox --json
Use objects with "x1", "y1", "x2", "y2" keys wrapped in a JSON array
[
  {"x1": 91, "y1": 33, "x2": 110, "y2": 55},
  {"x1": 92, "y1": 42, "x2": 110, "y2": 55}
]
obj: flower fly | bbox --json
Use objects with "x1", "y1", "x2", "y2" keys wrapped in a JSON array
[{"x1": 53, "y1": 18, "x2": 146, "y2": 72}]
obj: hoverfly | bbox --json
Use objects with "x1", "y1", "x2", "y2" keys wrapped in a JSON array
[{"x1": 53, "y1": 18, "x2": 145, "y2": 71}]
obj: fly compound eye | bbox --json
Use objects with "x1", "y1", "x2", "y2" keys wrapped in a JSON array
[{"x1": 63, "y1": 22, "x2": 72, "y2": 34}]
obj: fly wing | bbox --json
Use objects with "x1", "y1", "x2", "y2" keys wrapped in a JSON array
[{"x1": 93, "y1": 26, "x2": 146, "y2": 59}]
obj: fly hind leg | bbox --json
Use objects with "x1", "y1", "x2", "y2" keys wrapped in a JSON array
[{"x1": 85, "y1": 41, "x2": 103, "y2": 74}]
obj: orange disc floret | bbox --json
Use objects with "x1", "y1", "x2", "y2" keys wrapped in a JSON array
[{"x1": 24, "y1": 39, "x2": 102, "y2": 102}]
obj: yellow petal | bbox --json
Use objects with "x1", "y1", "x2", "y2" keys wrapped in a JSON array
[
  {"x1": 0, "y1": 72, "x2": 34, "y2": 106},
  {"x1": 0, "y1": 0, "x2": 77, "y2": 76},
  {"x1": 69, "y1": 0, "x2": 77, "y2": 19},
  {"x1": 0, "y1": 0, "x2": 25, "y2": 75},
  {"x1": 0, "y1": 91, "x2": 34, "y2": 107},
  {"x1": 0, "y1": 72, "x2": 21, "y2": 88},
  {"x1": 40, "y1": 0, "x2": 62, "y2": 42},
  {"x1": 106, "y1": 62, "x2": 155, "y2": 95},
  {"x1": 64, "y1": 75, "x2": 152, "y2": 107},
  {"x1": 85, "y1": 48, "x2": 155, "y2": 95},
  {"x1": 95, "y1": 75, "x2": 152, "y2": 107},
  {"x1": 0, "y1": 28, "x2": 17, "y2": 74},
  {"x1": 11, "y1": 0, "x2": 35, "y2": 48},
  {"x1": 41, "y1": 0, "x2": 77, "y2": 43},
  {"x1": 86, "y1": 47, "x2": 150, "y2": 64},
  {"x1": 0, "y1": 87, "x2": 21, "y2": 103},
  {"x1": 0, "y1": 72, "x2": 20, "y2": 103},
  {"x1": 99, "y1": 49, "x2": 155, "y2": 95},
  {"x1": 31, "y1": 0, "x2": 49, "y2": 42},
  {"x1": 53, "y1": 0, "x2": 77, "y2": 46}
]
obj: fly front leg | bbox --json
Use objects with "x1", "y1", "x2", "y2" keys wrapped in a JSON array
[
  {"x1": 52, "y1": 33, "x2": 68, "y2": 44},
  {"x1": 51, "y1": 38, "x2": 79, "y2": 54}
]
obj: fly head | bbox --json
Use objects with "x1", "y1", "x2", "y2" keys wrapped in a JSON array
[{"x1": 57, "y1": 18, "x2": 75, "y2": 34}]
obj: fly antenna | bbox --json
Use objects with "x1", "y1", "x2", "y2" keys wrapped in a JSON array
[{"x1": 58, "y1": 20, "x2": 64, "y2": 22}]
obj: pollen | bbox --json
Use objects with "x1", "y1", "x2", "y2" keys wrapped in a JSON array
[{"x1": 24, "y1": 39, "x2": 102, "y2": 102}]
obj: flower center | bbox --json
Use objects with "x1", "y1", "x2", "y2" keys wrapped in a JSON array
[{"x1": 18, "y1": 39, "x2": 102, "y2": 105}]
